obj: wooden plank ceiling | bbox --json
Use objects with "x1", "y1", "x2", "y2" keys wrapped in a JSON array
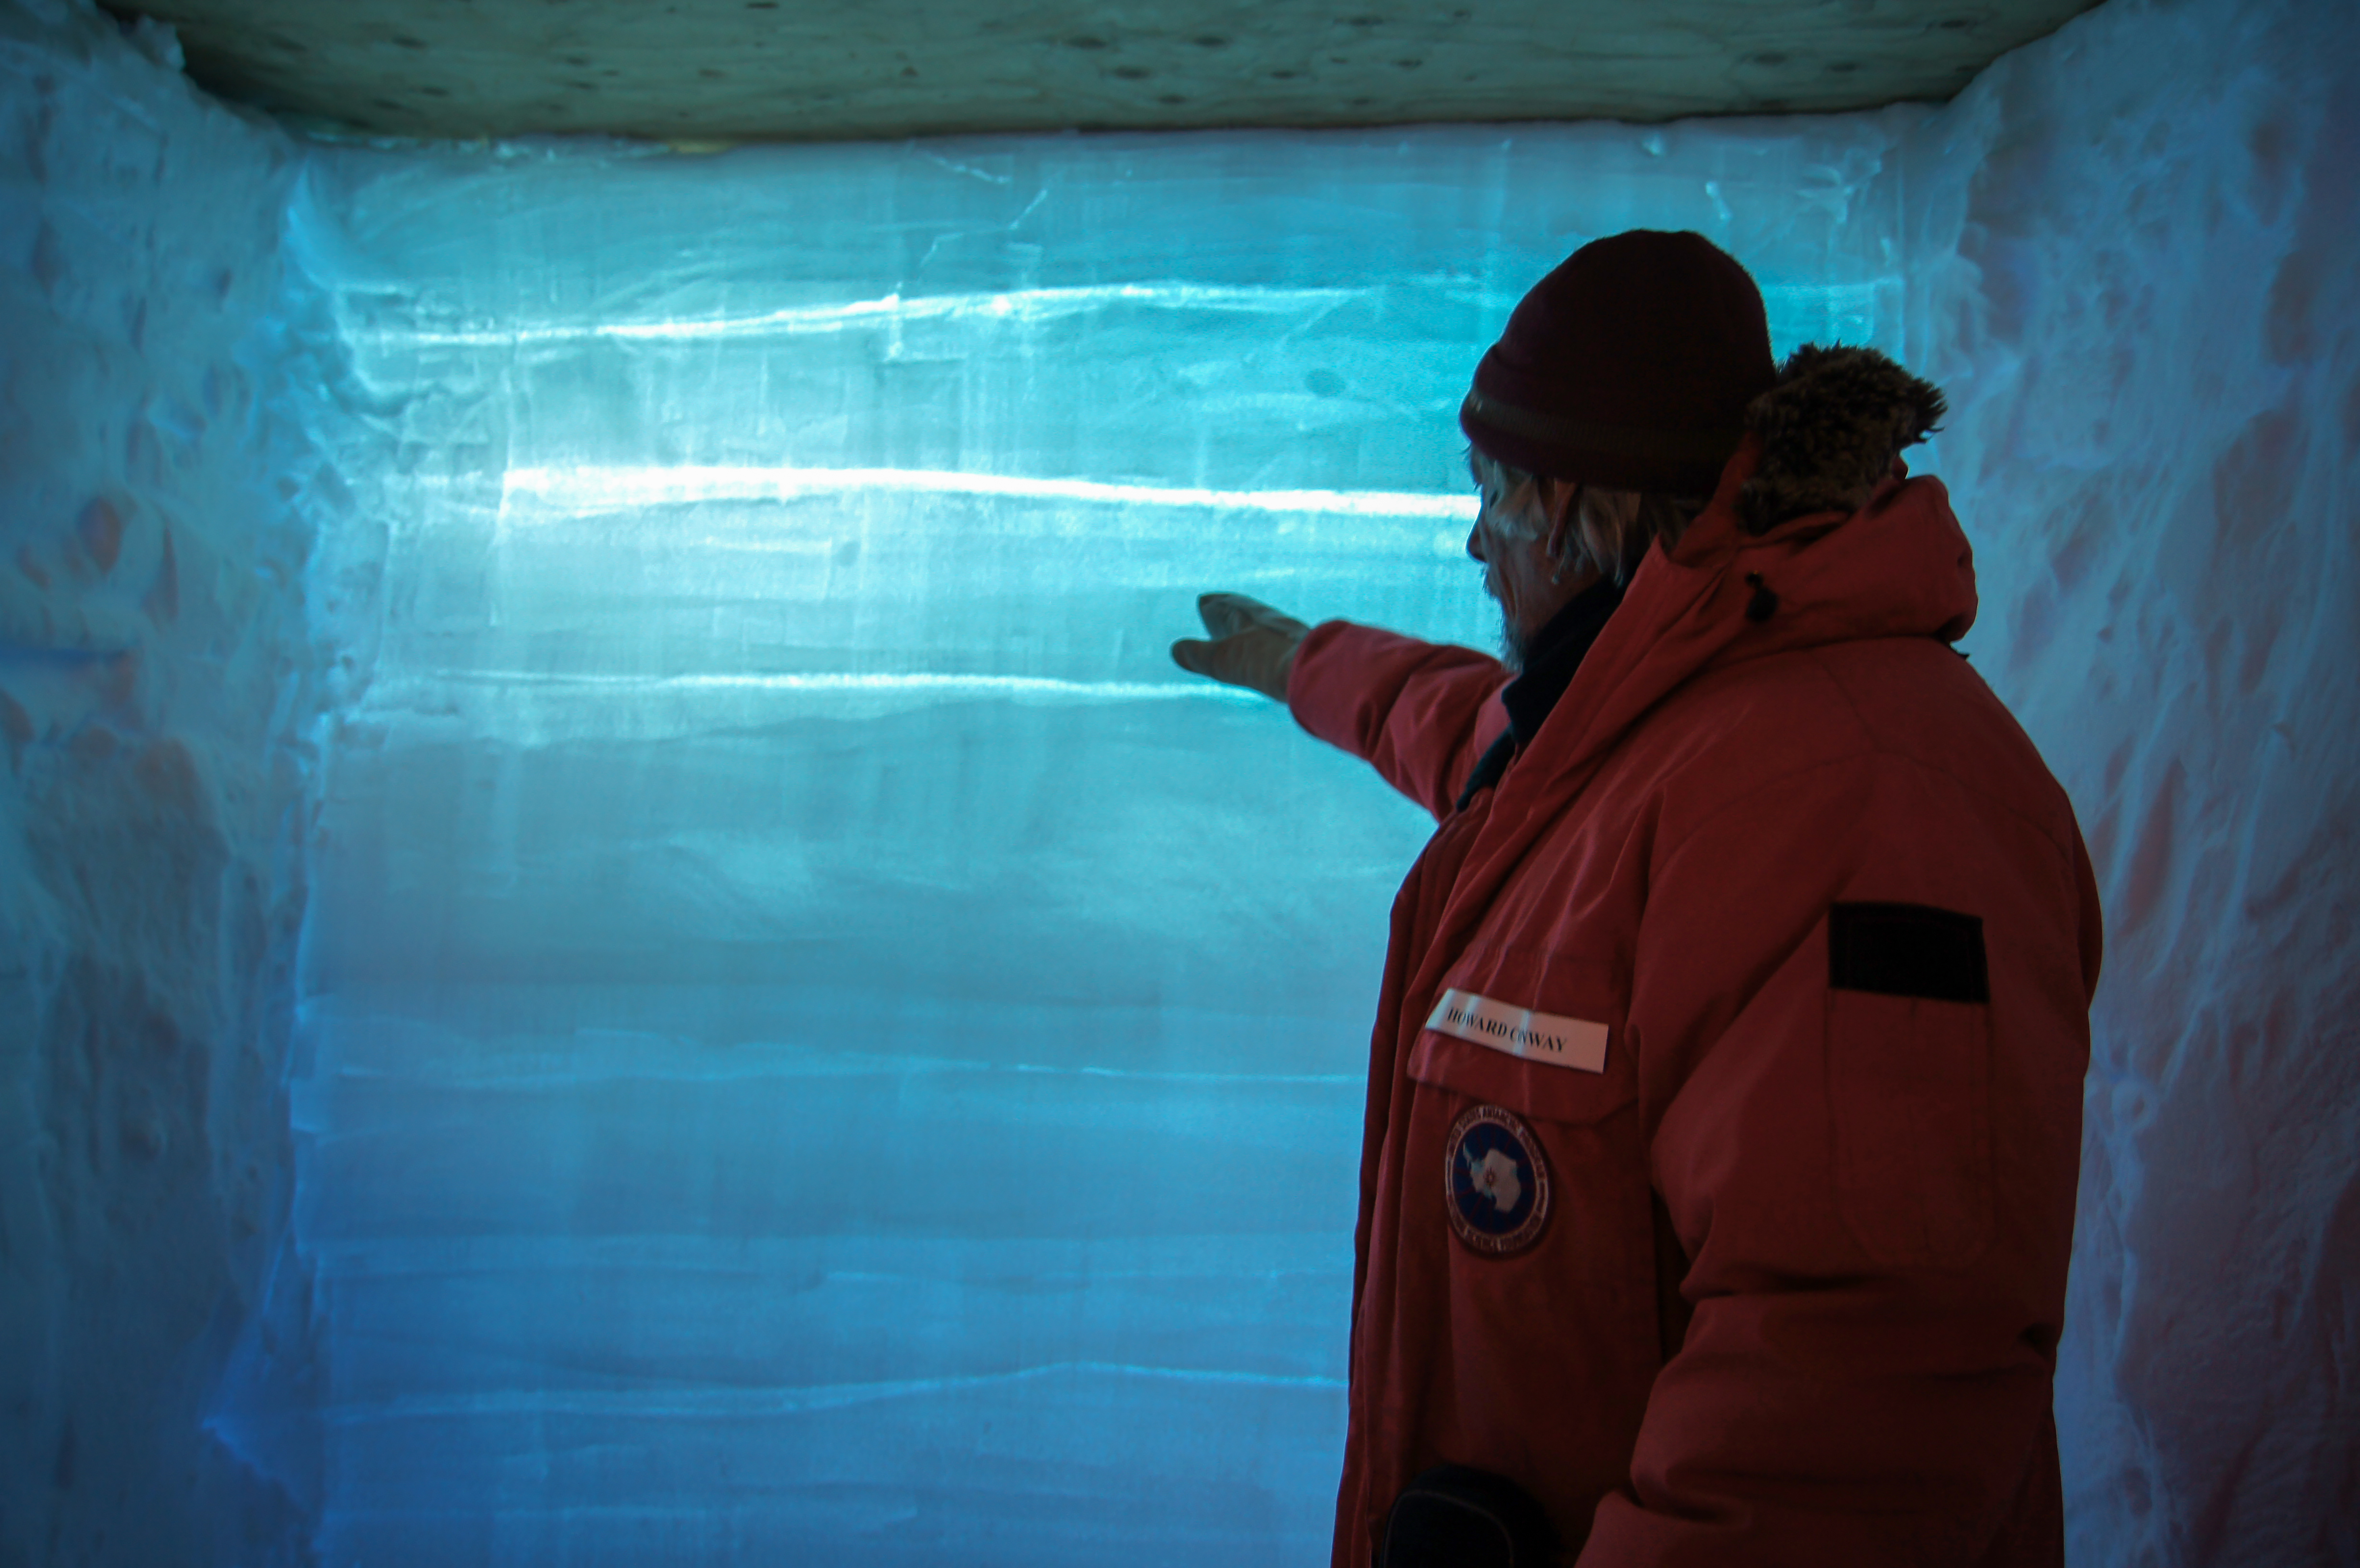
[{"x1": 107, "y1": 0, "x2": 2098, "y2": 145}]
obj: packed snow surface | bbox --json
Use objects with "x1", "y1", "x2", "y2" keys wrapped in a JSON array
[
  {"x1": 0, "y1": 2, "x2": 332, "y2": 1562},
  {"x1": 1905, "y1": 2, "x2": 2360, "y2": 1558}
]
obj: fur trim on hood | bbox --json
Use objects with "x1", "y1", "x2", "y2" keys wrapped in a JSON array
[{"x1": 1735, "y1": 346, "x2": 1947, "y2": 535}]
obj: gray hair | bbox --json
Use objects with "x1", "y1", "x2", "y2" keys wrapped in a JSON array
[{"x1": 1469, "y1": 447, "x2": 1706, "y2": 586}]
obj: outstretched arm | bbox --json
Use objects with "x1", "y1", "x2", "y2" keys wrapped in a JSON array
[
  {"x1": 1285, "y1": 621, "x2": 1509, "y2": 821},
  {"x1": 1170, "y1": 593, "x2": 1510, "y2": 821}
]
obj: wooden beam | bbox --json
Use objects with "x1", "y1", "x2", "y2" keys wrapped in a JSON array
[{"x1": 110, "y1": 0, "x2": 2099, "y2": 144}]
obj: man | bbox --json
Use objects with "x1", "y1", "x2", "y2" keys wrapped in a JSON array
[{"x1": 1170, "y1": 231, "x2": 2102, "y2": 1566}]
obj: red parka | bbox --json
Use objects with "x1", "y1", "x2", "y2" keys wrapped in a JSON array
[{"x1": 1288, "y1": 352, "x2": 2102, "y2": 1567}]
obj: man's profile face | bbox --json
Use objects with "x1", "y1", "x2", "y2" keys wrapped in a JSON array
[{"x1": 1468, "y1": 480, "x2": 1590, "y2": 670}]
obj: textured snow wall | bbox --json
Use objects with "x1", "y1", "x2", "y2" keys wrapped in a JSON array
[
  {"x1": 1903, "y1": 0, "x2": 2360, "y2": 1561},
  {"x1": 0, "y1": 3, "x2": 340, "y2": 1564},
  {"x1": 275, "y1": 116, "x2": 1920, "y2": 1567}
]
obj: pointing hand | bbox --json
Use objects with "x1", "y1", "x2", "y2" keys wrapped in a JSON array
[{"x1": 1171, "y1": 593, "x2": 1310, "y2": 703}]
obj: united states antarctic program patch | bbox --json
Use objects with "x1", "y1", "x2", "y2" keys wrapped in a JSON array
[{"x1": 1445, "y1": 1103, "x2": 1550, "y2": 1256}]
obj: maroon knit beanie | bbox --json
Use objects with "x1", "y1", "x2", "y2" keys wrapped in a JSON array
[{"x1": 1459, "y1": 230, "x2": 1776, "y2": 495}]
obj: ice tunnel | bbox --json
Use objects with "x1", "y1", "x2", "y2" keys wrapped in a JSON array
[{"x1": 2, "y1": 0, "x2": 2355, "y2": 1563}]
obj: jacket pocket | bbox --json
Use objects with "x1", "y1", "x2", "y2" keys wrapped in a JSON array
[
  {"x1": 1390, "y1": 945, "x2": 1660, "y2": 1517},
  {"x1": 1825, "y1": 986, "x2": 1994, "y2": 1269},
  {"x1": 1406, "y1": 945, "x2": 1640, "y2": 1284}
]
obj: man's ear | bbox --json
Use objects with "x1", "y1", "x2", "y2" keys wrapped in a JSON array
[{"x1": 1541, "y1": 480, "x2": 1581, "y2": 563}]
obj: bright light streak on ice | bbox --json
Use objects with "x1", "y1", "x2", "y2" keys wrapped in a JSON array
[
  {"x1": 429, "y1": 670, "x2": 1260, "y2": 704},
  {"x1": 393, "y1": 282, "x2": 1362, "y2": 345},
  {"x1": 356, "y1": 671, "x2": 1271, "y2": 737},
  {"x1": 503, "y1": 463, "x2": 1476, "y2": 521}
]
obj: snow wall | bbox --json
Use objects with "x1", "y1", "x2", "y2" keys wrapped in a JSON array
[
  {"x1": 1, "y1": 0, "x2": 2352, "y2": 1563},
  {"x1": 0, "y1": 3, "x2": 349, "y2": 1564},
  {"x1": 1903, "y1": 2, "x2": 2360, "y2": 1559}
]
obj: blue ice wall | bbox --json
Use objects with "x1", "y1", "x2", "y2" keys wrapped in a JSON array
[
  {"x1": 0, "y1": 2, "x2": 334, "y2": 1562},
  {"x1": 1902, "y1": 0, "x2": 2360, "y2": 1560},
  {"x1": 277, "y1": 116, "x2": 1920, "y2": 1566}
]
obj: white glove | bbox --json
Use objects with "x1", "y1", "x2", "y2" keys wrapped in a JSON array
[{"x1": 1170, "y1": 592, "x2": 1309, "y2": 703}]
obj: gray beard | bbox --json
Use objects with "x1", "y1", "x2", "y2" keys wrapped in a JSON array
[{"x1": 1497, "y1": 606, "x2": 1529, "y2": 674}]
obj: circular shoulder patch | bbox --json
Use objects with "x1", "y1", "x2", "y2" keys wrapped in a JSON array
[{"x1": 1445, "y1": 1103, "x2": 1550, "y2": 1256}]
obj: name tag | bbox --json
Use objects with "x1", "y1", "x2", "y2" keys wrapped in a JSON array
[{"x1": 1425, "y1": 988, "x2": 1609, "y2": 1073}]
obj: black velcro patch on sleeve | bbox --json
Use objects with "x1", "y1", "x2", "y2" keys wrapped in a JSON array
[{"x1": 1828, "y1": 903, "x2": 1989, "y2": 1003}]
